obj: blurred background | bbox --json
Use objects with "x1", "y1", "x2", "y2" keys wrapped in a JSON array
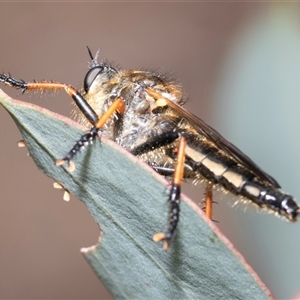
[{"x1": 0, "y1": 2, "x2": 300, "y2": 299}]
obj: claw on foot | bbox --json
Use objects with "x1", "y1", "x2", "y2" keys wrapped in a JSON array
[
  {"x1": 53, "y1": 182, "x2": 71, "y2": 201},
  {"x1": 153, "y1": 232, "x2": 170, "y2": 250},
  {"x1": 55, "y1": 158, "x2": 75, "y2": 172},
  {"x1": 17, "y1": 140, "x2": 26, "y2": 147}
]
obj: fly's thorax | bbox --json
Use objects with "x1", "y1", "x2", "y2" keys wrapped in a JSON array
[
  {"x1": 119, "y1": 69, "x2": 185, "y2": 105},
  {"x1": 110, "y1": 70, "x2": 184, "y2": 148},
  {"x1": 116, "y1": 104, "x2": 178, "y2": 151}
]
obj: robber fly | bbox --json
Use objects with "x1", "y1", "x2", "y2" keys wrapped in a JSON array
[{"x1": 0, "y1": 48, "x2": 299, "y2": 249}]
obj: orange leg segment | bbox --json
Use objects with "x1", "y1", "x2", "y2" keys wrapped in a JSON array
[
  {"x1": 153, "y1": 137, "x2": 186, "y2": 250},
  {"x1": 204, "y1": 182, "x2": 213, "y2": 220}
]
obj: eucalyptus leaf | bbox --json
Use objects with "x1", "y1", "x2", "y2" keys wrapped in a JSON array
[{"x1": 0, "y1": 90, "x2": 272, "y2": 299}]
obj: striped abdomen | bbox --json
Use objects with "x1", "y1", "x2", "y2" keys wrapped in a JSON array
[{"x1": 184, "y1": 135, "x2": 299, "y2": 222}]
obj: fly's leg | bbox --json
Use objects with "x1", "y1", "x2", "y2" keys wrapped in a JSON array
[
  {"x1": 0, "y1": 74, "x2": 125, "y2": 170},
  {"x1": 130, "y1": 131, "x2": 179, "y2": 156},
  {"x1": 203, "y1": 182, "x2": 213, "y2": 220},
  {"x1": 153, "y1": 137, "x2": 186, "y2": 250},
  {"x1": 150, "y1": 139, "x2": 215, "y2": 249},
  {"x1": 56, "y1": 98, "x2": 125, "y2": 171},
  {"x1": 131, "y1": 131, "x2": 186, "y2": 249},
  {"x1": 0, "y1": 74, "x2": 99, "y2": 124}
]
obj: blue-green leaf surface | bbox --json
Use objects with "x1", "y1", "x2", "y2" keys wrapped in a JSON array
[{"x1": 0, "y1": 90, "x2": 272, "y2": 300}]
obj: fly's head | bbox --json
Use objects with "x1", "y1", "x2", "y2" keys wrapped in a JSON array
[
  {"x1": 83, "y1": 62, "x2": 119, "y2": 96},
  {"x1": 73, "y1": 61, "x2": 120, "y2": 127}
]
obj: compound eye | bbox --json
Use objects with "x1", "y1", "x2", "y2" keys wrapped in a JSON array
[{"x1": 83, "y1": 66, "x2": 104, "y2": 93}]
